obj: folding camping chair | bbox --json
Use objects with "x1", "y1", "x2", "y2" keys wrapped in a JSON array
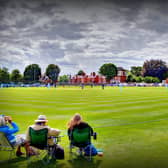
[
  {"x1": 69, "y1": 126, "x2": 97, "y2": 161},
  {"x1": 0, "y1": 132, "x2": 15, "y2": 162},
  {"x1": 27, "y1": 127, "x2": 62, "y2": 164}
]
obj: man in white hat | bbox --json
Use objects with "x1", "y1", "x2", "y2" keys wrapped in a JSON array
[{"x1": 26, "y1": 115, "x2": 61, "y2": 146}]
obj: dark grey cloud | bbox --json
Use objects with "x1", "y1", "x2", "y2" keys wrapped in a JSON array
[
  {"x1": 0, "y1": 0, "x2": 168, "y2": 74},
  {"x1": 39, "y1": 41, "x2": 64, "y2": 59}
]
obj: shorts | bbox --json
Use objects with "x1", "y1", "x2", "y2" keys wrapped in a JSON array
[{"x1": 13, "y1": 134, "x2": 26, "y2": 146}]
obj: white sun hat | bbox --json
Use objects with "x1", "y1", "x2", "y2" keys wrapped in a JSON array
[{"x1": 35, "y1": 115, "x2": 48, "y2": 123}]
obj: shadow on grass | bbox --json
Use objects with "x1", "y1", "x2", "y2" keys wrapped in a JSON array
[
  {"x1": 0, "y1": 153, "x2": 102, "y2": 168},
  {"x1": 0, "y1": 156, "x2": 27, "y2": 163},
  {"x1": 0, "y1": 157, "x2": 28, "y2": 168},
  {"x1": 27, "y1": 160, "x2": 67, "y2": 168},
  {"x1": 67, "y1": 155, "x2": 102, "y2": 168},
  {"x1": 27, "y1": 154, "x2": 67, "y2": 168}
]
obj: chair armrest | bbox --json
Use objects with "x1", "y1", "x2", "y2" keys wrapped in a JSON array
[
  {"x1": 93, "y1": 132, "x2": 97, "y2": 140},
  {"x1": 48, "y1": 135, "x2": 64, "y2": 143}
]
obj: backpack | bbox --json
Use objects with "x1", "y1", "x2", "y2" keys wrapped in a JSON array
[{"x1": 52, "y1": 144, "x2": 64, "y2": 160}]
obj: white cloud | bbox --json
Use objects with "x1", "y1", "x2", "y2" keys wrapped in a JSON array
[{"x1": 0, "y1": 0, "x2": 168, "y2": 75}]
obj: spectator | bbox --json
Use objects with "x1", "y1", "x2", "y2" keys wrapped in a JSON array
[
  {"x1": 0, "y1": 115, "x2": 29, "y2": 157},
  {"x1": 67, "y1": 113, "x2": 100, "y2": 156},
  {"x1": 26, "y1": 115, "x2": 64, "y2": 156}
]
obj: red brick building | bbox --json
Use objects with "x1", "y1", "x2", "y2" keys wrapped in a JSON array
[
  {"x1": 70, "y1": 67, "x2": 127, "y2": 84},
  {"x1": 70, "y1": 73, "x2": 106, "y2": 84},
  {"x1": 113, "y1": 67, "x2": 127, "y2": 83}
]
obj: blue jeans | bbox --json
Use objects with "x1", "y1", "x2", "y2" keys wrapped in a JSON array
[{"x1": 84, "y1": 144, "x2": 97, "y2": 156}]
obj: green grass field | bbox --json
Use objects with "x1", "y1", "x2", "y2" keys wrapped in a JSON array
[{"x1": 0, "y1": 86, "x2": 168, "y2": 168}]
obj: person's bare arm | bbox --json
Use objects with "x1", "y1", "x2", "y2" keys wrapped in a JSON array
[{"x1": 48, "y1": 127, "x2": 61, "y2": 136}]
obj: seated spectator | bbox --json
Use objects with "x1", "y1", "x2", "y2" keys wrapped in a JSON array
[
  {"x1": 67, "y1": 113, "x2": 101, "y2": 156},
  {"x1": 26, "y1": 115, "x2": 64, "y2": 159},
  {"x1": 0, "y1": 115, "x2": 29, "y2": 156},
  {"x1": 26, "y1": 115, "x2": 64, "y2": 154},
  {"x1": 67, "y1": 113, "x2": 94, "y2": 137}
]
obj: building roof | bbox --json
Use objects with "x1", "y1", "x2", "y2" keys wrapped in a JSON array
[{"x1": 117, "y1": 67, "x2": 126, "y2": 71}]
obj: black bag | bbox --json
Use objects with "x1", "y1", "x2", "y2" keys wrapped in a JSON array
[{"x1": 52, "y1": 144, "x2": 64, "y2": 160}]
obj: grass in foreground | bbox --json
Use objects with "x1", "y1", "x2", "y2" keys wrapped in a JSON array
[{"x1": 0, "y1": 86, "x2": 168, "y2": 168}]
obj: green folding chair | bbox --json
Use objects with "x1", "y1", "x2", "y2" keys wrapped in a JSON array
[
  {"x1": 28, "y1": 127, "x2": 61, "y2": 164},
  {"x1": 0, "y1": 132, "x2": 15, "y2": 162},
  {"x1": 69, "y1": 127, "x2": 97, "y2": 161}
]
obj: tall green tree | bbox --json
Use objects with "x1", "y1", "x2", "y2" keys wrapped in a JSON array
[
  {"x1": 23, "y1": 64, "x2": 41, "y2": 83},
  {"x1": 99, "y1": 63, "x2": 117, "y2": 81},
  {"x1": 163, "y1": 70, "x2": 168, "y2": 79},
  {"x1": 10, "y1": 69, "x2": 22, "y2": 83},
  {"x1": 0, "y1": 67, "x2": 10, "y2": 83},
  {"x1": 142, "y1": 59, "x2": 168, "y2": 80},
  {"x1": 130, "y1": 66, "x2": 142, "y2": 76},
  {"x1": 46, "y1": 64, "x2": 60, "y2": 84},
  {"x1": 77, "y1": 70, "x2": 85, "y2": 76}
]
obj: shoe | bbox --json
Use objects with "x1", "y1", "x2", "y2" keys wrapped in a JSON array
[
  {"x1": 97, "y1": 152, "x2": 103, "y2": 157},
  {"x1": 97, "y1": 149, "x2": 103, "y2": 157},
  {"x1": 27, "y1": 147, "x2": 39, "y2": 156},
  {"x1": 16, "y1": 151, "x2": 24, "y2": 157}
]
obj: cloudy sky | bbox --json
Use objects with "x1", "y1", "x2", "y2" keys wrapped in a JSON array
[{"x1": 0, "y1": 0, "x2": 168, "y2": 75}]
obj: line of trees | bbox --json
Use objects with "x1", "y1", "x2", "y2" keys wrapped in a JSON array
[
  {"x1": 0, "y1": 59, "x2": 168, "y2": 84},
  {"x1": 0, "y1": 64, "x2": 60, "y2": 84},
  {"x1": 127, "y1": 59, "x2": 168, "y2": 83},
  {"x1": 97, "y1": 60, "x2": 168, "y2": 83},
  {"x1": 59, "y1": 59, "x2": 168, "y2": 84}
]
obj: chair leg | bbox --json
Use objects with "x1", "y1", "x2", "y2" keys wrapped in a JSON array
[
  {"x1": 89, "y1": 145, "x2": 92, "y2": 161},
  {"x1": 8, "y1": 149, "x2": 15, "y2": 162},
  {"x1": 70, "y1": 144, "x2": 73, "y2": 154},
  {"x1": 69, "y1": 146, "x2": 72, "y2": 159},
  {"x1": 48, "y1": 146, "x2": 57, "y2": 161},
  {"x1": 69, "y1": 145, "x2": 74, "y2": 161},
  {"x1": 44, "y1": 148, "x2": 53, "y2": 165}
]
